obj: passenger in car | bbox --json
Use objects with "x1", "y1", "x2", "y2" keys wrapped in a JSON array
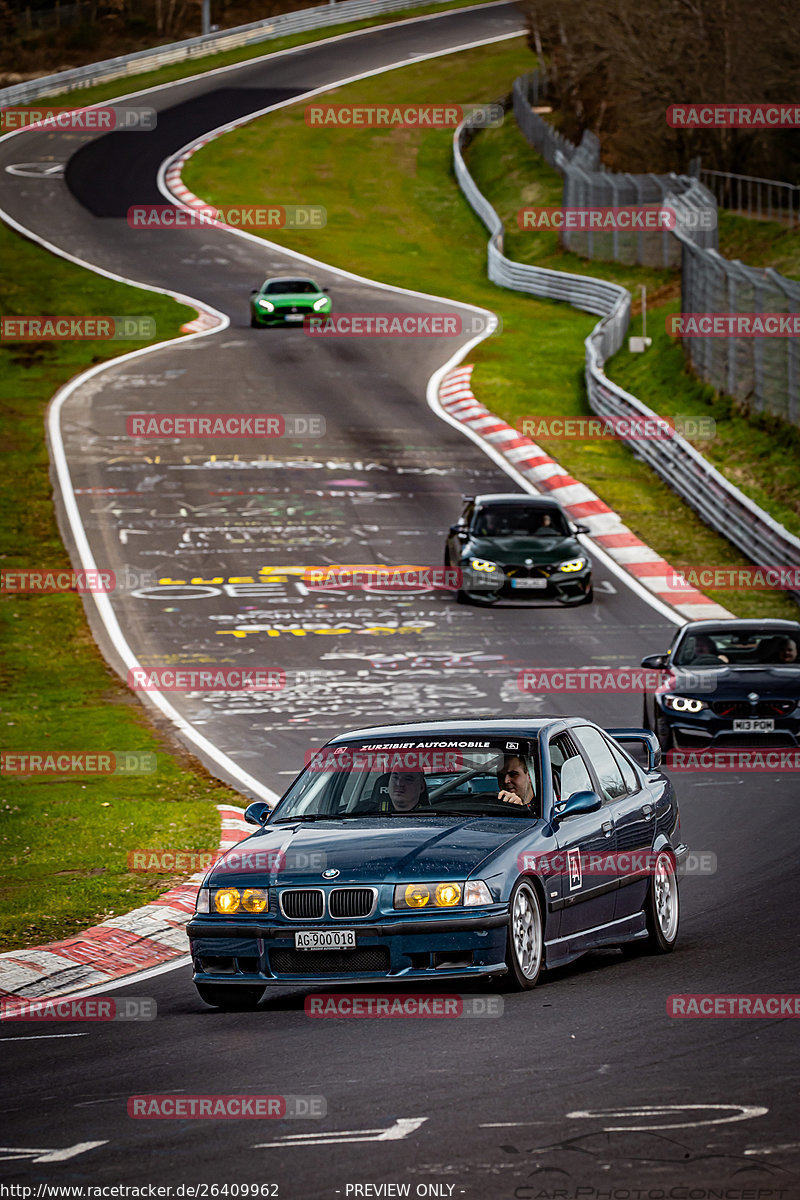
[{"x1": 386, "y1": 771, "x2": 428, "y2": 813}]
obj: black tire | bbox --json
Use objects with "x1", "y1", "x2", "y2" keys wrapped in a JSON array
[
  {"x1": 642, "y1": 698, "x2": 651, "y2": 730},
  {"x1": 579, "y1": 585, "x2": 594, "y2": 605},
  {"x1": 456, "y1": 589, "x2": 472, "y2": 605},
  {"x1": 655, "y1": 713, "x2": 673, "y2": 751},
  {"x1": 250, "y1": 315, "x2": 259, "y2": 328},
  {"x1": 195, "y1": 983, "x2": 264, "y2": 1010},
  {"x1": 501, "y1": 878, "x2": 544, "y2": 990},
  {"x1": 625, "y1": 849, "x2": 679, "y2": 956}
]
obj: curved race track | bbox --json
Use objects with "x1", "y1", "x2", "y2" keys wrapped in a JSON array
[{"x1": 0, "y1": 7, "x2": 798, "y2": 1196}]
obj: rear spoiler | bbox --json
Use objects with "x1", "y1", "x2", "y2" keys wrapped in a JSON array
[{"x1": 606, "y1": 727, "x2": 662, "y2": 772}]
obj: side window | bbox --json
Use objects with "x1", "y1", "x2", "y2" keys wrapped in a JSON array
[
  {"x1": 604, "y1": 736, "x2": 640, "y2": 794},
  {"x1": 573, "y1": 726, "x2": 628, "y2": 800},
  {"x1": 461, "y1": 501, "x2": 475, "y2": 528},
  {"x1": 549, "y1": 734, "x2": 592, "y2": 807}
]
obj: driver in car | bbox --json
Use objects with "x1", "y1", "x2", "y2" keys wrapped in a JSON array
[{"x1": 497, "y1": 754, "x2": 536, "y2": 811}]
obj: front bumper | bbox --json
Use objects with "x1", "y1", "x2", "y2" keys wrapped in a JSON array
[
  {"x1": 251, "y1": 305, "x2": 329, "y2": 326},
  {"x1": 187, "y1": 910, "x2": 509, "y2": 986},
  {"x1": 658, "y1": 702, "x2": 800, "y2": 748},
  {"x1": 461, "y1": 564, "x2": 592, "y2": 605}
]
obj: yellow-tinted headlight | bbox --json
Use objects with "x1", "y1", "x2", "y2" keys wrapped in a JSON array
[
  {"x1": 404, "y1": 884, "x2": 430, "y2": 908},
  {"x1": 434, "y1": 882, "x2": 462, "y2": 907},
  {"x1": 394, "y1": 882, "x2": 467, "y2": 909},
  {"x1": 214, "y1": 887, "x2": 241, "y2": 914},
  {"x1": 241, "y1": 887, "x2": 268, "y2": 914},
  {"x1": 559, "y1": 558, "x2": 585, "y2": 572}
]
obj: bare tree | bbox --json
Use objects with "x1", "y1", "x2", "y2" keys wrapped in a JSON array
[{"x1": 519, "y1": 0, "x2": 800, "y2": 181}]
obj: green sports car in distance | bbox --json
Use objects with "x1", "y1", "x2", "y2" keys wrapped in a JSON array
[
  {"x1": 445, "y1": 493, "x2": 593, "y2": 606},
  {"x1": 250, "y1": 276, "x2": 331, "y2": 327}
]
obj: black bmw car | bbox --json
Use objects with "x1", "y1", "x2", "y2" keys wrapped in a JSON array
[
  {"x1": 641, "y1": 619, "x2": 800, "y2": 749},
  {"x1": 444, "y1": 493, "x2": 593, "y2": 606}
]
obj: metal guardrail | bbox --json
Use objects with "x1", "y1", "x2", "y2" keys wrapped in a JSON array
[
  {"x1": 0, "y1": 0, "x2": 465, "y2": 106},
  {"x1": 453, "y1": 114, "x2": 800, "y2": 597},
  {"x1": 699, "y1": 166, "x2": 800, "y2": 228}
]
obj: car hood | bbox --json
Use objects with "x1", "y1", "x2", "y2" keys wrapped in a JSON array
[
  {"x1": 670, "y1": 665, "x2": 800, "y2": 698},
  {"x1": 208, "y1": 817, "x2": 535, "y2": 887},
  {"x1": 265, "y1": 293, "x2": 321, "y2": 305},
  {"x1": 467, "y1": 535, "x2": 583, "y2": 566}
]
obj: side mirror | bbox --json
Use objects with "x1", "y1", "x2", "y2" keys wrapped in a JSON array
[
  {"x1": 321, "y1": 287, "x2": 329, "y2": 293},
  {"x1": 572, "y1": 522, "x2": 589, "y2": 534},
  {"x1": 449, "y1": 524, "x2": 467, "y2": 537},
  {"x1": 641, "y1": 653, "x2": 668, "y2": 669},
  {"x1": 244, "y1": 801, "x2": 272, "y2": 826},
  {"x1": 607, "y1": 728, "x2": 662, "y2": 771},
  {"x1": 560, "y1": 789, "x2": 602, "y2": 817},
  {"x1": 250, "y1": 288, "x2": 258, "y2": 295}
]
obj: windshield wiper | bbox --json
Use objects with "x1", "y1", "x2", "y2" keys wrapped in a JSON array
[{"x1": 271, "y1": 813, "x2": 367, "y2": 824}]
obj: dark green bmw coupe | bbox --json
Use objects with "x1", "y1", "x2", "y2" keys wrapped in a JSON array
[{"x1": 445, "y1": 493, "x2": 593, "y2": 606}]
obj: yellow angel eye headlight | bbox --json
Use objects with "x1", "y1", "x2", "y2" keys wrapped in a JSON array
[
  {"x1": 404, "y1": 884, "x2": 430, "y2": 908},
  {"x1": 214, "y1": 887, "x2": 241, "y2": 914},
  {"x1": 434, "y1": 882, "x2": 462, "y2": 907},
  {"x1": 241, "y1": 887, "x2": 268, "y2": 914},
  {"x1": 559, "y1": 558, "x2": 585, "y2": 572},
  {"x1": 470, "y1": 558, "x2": 497, "y2": 573}
]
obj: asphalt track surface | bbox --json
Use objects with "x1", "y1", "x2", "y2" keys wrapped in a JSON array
[{"x1": 0, "y1": 6, "x2": 799, "y2": 1196}]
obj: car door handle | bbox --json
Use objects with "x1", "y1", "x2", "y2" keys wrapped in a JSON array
[
  {"x1": 642, "y1": 803, "x2": 653, "y2": 818},
  {"x1": 601, "y1": 820, "x2": 613, "y2": 837}
]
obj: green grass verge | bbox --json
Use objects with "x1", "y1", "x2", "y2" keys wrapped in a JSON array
[
  {"x1": 184, "y1": 42, "x2": 799, "y2": 619},
  {"x1": 0, "y1": 221, "x2": 242, "y2": 953},
  {"x1": 21, "y1": 0, "x2": 499, "y2": 111}
]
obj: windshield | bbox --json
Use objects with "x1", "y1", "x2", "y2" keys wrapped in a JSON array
[
  {"x1": 263, "y1": 280, "x2": 319, "y2": 295},
  {"x1": 472, "y1": 505, "x2": 569, "y2": 538},
  {"x1": 674, "y1": 628, "x2": 800, "y2": 668},
  {"x1": 271, "y1": 739, "x2": 541, "y2": 821}
]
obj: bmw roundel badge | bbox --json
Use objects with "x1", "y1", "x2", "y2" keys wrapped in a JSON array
[{"x1": 322, "y1": 868, "x2": 340, "y2": 879}]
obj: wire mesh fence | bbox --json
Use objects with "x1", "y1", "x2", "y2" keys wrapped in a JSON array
[{"x1": 514, "y1": 70, "x2": 800, "y2": 422}]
